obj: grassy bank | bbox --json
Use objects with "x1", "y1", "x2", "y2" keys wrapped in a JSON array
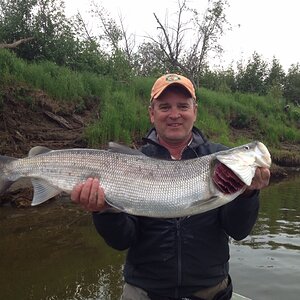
[{"x1": 1, "y1": 49, "x2": 299, "y2": 163}]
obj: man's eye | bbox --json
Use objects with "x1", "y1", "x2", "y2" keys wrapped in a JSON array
[
  {"x1": 179, "y1": 105, "x2": 190, "y2": 110},
  {"x1": 159, "y1": 106, "x2": 170, "y2": 111}
]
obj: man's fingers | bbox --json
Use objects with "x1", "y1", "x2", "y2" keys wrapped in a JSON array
[
  {"x1": 96, "y1": 186, "x2": 106, "y2": 207},
  {"x1": 79, "y1": 178, "x2": 93, "y2": 205},
  {"x1": 70, "y1": 182, "x2": 84, "y2": 203},
  {"x1": 261, "y1": 168, "x2": 271, "y2": 184},
  {"x1": 248, "y1": 167, "x2": 270, "y2": 190},
  {"x1": 89, "y1": 178, "x2": 100, "y2": 204}
]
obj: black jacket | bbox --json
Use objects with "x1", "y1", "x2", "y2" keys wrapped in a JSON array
[{"x1": 92, "y1": 127, "x2": 259, "y2": 298}]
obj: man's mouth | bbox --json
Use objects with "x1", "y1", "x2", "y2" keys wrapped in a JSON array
[{"x1": 168, "y1": 123, "x2": 182, "y2": 127}]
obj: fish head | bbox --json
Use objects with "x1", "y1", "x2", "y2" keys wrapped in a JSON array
[{"x1": 215, "y1": 141, "x2": 271, "y2": 186}]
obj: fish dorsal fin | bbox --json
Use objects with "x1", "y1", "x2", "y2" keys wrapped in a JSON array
[
  {"x1": 31, "y1": 179, "x2": 61, "y2": 206},
  {"x1": 108, "y1": 142, "x2": 145, "y2": 156},
  {"x1": 28, "y1": 146, "x2": 52, "y2": 157}
]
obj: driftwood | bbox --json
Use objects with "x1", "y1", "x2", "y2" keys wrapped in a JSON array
[
  {"x1": 0, "y1": 37, "x2": 34, "y2": 49},
  {"x1": 44, "y1": 111, "x2": 73, "y2": 130}
]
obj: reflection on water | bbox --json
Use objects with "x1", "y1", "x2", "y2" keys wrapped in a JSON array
[
  {"x1": 0, "y1": 174, "x2": 299, "y2": 300},
  {"x1": 230, "y1": 174, "x2": 300, "y2": 300},
  {"x1": 0, "y1": 205, "x2": 125, "y2": 300}
]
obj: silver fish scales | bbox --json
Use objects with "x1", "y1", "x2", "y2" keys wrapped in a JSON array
[{"x1": 0, "y1": 141, "x2": 271, "y2": 218}]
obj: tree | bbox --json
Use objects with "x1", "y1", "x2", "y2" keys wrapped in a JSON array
[
  {"x1": 284, "y1": 64, "x2": 300, "y2": 105},
  {"x1": 235, "y1": 52, "x2": 268, "y2": 95},
  {"x1": 0, "y1": 0, "x2": 81, "y2": 65},
  {"x1": 145, "y1": 0, "x2": 229, "y2": 87},
  {"x1": 134, "y1": 42, "x2": 168, "y2": 77},
  {"x1": 0, "y1": 0, "x2": 36, "y2": 47},
  {"x1": 89, "y1": 1, "x2": 135, "y2": 79},
  {"x1": 264, "y1": 57, "x2": 286, "y2": 99}
]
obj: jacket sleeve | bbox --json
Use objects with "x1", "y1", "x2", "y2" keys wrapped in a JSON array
[
  {"x1": 92, "y1": 212, "x2": 139, "y2": 251},
  {"x1": 219, "y1": 190, "x2": 260, "y2": 241}
]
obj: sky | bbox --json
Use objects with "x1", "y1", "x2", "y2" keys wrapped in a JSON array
[{"x1": 65, "y1": 0, "x2": 300, "y2": 72}]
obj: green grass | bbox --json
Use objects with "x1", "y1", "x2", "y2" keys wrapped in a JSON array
[{"x1": 0, "y1": 49, "x2": 299, "y2": 150}]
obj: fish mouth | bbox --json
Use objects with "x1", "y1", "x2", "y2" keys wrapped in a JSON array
[{"x1": 255, "y1": 142, "x2": 272, "y2": 167}]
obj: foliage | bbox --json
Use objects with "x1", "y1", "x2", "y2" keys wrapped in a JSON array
[
  {"x1": 0, "y1": 0, "x2": 75, "y2": 63},
  {"x1": 283, "y1": 63, "x2": 300, "y2": 105},
  {"x1": 264, "y1": 57, "x2": 286, "y2": 98},
  {"x1": 0, "y1": 49, "x2": 299, "y2": 149},
  {"x1": 235, "y1": 52, "x2": 268, "y2": 95},
  {"x1": 0, "y1": 0, "x2": 300, "y2": 149},
  {"x1": 197, "y1": 87, "x2": 300, "y2": 146},
  {"x1": 136, "y1": 0, "x2": 230, "y2": 87},
  {"x1": 1, "y1": 0, "x2": 300, "y2": 102}
]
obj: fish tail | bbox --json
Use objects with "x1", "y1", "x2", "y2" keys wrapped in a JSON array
[{"x1": 0, "y1": 155, "x2": 17, "y2": 194}]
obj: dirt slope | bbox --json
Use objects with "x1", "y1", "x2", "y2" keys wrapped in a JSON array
[{"x1": 0, "y1": 84, "x2": 99, "y2": 206}]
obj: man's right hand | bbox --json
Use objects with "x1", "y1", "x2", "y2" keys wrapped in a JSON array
[{"x1": 71, "y1": 178, "x2": 110, "y2": 212}]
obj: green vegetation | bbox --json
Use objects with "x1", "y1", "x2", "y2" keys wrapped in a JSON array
[
  {"x1": 1, "y1": 49, "x2": 299, "y2": 154},
  {"x1": 1, "y1": 0, "x2": 300, "y2": 107}
]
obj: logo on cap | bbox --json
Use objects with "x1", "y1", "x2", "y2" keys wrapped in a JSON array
[{"x1": 165, "y1": 74, "x2": 181, "y2": 82}]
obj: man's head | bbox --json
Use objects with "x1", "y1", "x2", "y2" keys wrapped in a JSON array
[{"x1": 149, "y1": 74, "x2": 198, "y2": 145}]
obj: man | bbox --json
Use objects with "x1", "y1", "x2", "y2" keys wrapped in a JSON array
[{"x1": 71, "y1": 74, "x2": 270, "y2": 300}]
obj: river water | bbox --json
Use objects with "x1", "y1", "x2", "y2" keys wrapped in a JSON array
[{"x1": 0, "y1": 174, "x2": 299, "y2": 300}]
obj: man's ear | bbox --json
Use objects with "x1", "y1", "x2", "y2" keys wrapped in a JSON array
[
  {"x1": 148, "y1": 105, "x2": 155, "y2": 124},
  {"x1": 193, "y1": 104, "x2": 198, "y2": 122}
]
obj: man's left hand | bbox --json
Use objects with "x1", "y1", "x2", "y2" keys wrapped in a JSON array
[{"x1": 245, "y1": 167, "x2": 271, "y2": 191}]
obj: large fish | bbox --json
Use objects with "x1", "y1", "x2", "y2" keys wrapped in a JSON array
[{"x1": 0, "y1": 141, "x2": 271, "y2": 218}]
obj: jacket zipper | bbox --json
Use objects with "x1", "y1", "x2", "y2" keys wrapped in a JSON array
[{"x1": 176, "y1": 218, "x2": 182, "y2": 298}]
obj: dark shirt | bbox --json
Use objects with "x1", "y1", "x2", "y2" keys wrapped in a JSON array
[{"x1": 92, "y1": 127, "x2": 259, "y2": 298}]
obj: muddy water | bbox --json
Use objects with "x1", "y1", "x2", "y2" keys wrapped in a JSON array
[{"x1": 0, "y1": 175, "x2": 299, "y2": 300}]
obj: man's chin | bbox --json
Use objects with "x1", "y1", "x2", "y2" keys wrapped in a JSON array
[{"x1": 165, "y1": 133, "x2": 186, "y2": 142}]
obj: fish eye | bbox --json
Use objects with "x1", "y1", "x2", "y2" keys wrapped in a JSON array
[{"x1": 244, "y1": 145, "x2": 250, "y2": 150}]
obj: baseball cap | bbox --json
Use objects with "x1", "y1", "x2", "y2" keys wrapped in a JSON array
[{"x1": 150, "y1": 73, "x2": 196, "y2": 101}]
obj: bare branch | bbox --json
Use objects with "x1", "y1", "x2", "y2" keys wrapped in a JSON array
[
  {"x1": 118, "y1": 14, "x2": 135, "y2": 62},
  {"x1": 153, "y1": 12, "x2": 174, "y2": 63},
  {"x1": 0, "y1": 37, "x2": 34, "y2": 49},
  {"x1": 76, "y1": 12, "x2": 94, "y2": 43}
]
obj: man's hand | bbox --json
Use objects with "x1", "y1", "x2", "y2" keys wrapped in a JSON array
[
  {"x1": 245, "y1": 167, "x2": 271, "y2": 191},
  {"x1": 71, "y1": 178, "x2": 110, "y2": 212},
  {"x1": 213, "y1": 163, "x2": 245, "y2": 194}
]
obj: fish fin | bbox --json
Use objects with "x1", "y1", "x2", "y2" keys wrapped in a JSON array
[
  {"x1": 224, "y1": 164, "x2": 255, "y2": 186},
  {"x1": 0, "y1": 155, "x2": 17, "y2": 164},
  {"x1": 188, "y1": 196, "x2": 218, "y2": 207},
  {"x1": 31, "y1": 178, "x2": 61, "y2": 206},
  {"x1": 28, "y1": 146, "x2": 52, "y2": 157},
  {"x1": 216, "y1": 155, "x2": 256, "y2": 186},
  {"x1": 104, "y1": 197, "x2": 124, "y2": 212},
  {"x1": 0, "y1": 155, "x2": 17, "y2": 194},
  {"x1": 108, "y1": 142, "x2": 145, "y2": 156}
]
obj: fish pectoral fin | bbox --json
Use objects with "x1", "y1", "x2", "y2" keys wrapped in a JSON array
[
  {"x1": 31, "y1": 179, "x2": 61, "y2": 206},
  {"x1": 228, "y1": 166, "x2": 255, "y2": 186}
]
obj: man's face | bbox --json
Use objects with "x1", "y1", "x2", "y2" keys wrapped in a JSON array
[{"x1": 149, "y1": 89, "x2": 197, "y2": 144}]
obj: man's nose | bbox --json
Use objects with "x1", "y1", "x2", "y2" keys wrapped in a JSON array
[{"x1": 169, "y1": 107, "x2": 181, "y2": 118}]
